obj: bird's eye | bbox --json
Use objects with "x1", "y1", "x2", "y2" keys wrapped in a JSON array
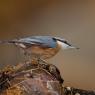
[{"x1": 52, "y1": 38, "x2": 57, "y2": 41}]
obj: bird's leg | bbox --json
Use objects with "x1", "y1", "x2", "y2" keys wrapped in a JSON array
[
  {"x1": 33, "y1": 55, "x2": 41, "y2": 68},
  {"x1": 31, "y1": 54, "x2": 44, "y2": 68},
  {"x1": 23, "y1": 51, "x2": 32, "y2": 64},
  {"x1": 28, "y1": 53, "x2": 33, "y2": 63},
  {"x1": 22, "y1": 49, "x2": 28, "y2": 63}
]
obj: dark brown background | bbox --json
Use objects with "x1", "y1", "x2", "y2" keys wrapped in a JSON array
[{"x1": 0, "y1": 0, "x2": 95, "y2": 90}]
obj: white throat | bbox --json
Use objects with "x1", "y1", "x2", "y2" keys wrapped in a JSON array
[
  {"x1": 57, "y1": 41, "x2": 73, "y2": 50},
  {"x1": 57, "y1": 40, "x2": 79, "y2": 50},
  {"x1": 57, "y1": 40, "x2": 78, "y2": 50}
]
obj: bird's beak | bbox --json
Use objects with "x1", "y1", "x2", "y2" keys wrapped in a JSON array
[{"x1": 68, "y1": 46, "x2": 80, "y2": 49}]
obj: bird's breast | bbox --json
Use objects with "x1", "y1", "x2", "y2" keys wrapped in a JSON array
[{"x1": 26, "y1": 44, "x2": 61, "y2": 59}]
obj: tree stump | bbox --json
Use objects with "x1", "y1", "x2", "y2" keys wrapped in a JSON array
[
  {"x1": 0, "y1": 61, "x2": 64, "y2": 95},
  {"x1": 0, "y1": 60, "x2": 95, "y2": 95}
]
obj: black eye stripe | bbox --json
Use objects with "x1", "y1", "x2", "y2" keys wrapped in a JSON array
[
  {"x1": 63, "y1": 41, "x2": 72, "y2": 46},
  {"x1": 64, "y1": 41, "x2": 71, "y2": 46}
]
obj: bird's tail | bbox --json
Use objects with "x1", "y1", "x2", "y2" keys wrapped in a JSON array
[{"x1": 0, "y1": 40, "x2": 17, "y2": 45}]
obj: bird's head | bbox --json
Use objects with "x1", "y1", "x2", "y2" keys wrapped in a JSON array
[{"x1": 53, "y1": 37, "x2": 79, "y2": 50}]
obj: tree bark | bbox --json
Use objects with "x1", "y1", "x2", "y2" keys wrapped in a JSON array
[
  {"x1": 0, "y1": 61, "x2": 95, "y2": 95},
  {"x1": 0, "y1": 61, "x2": 64, "y2": 95}
]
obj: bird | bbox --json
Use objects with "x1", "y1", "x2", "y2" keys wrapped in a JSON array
[{"x1": 0, "y1": 36, "x2": 79, "y2": 62}]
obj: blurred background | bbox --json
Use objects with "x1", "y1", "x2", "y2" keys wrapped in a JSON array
[{"x1": 0, "y1": 0, "x2": 95, "y2": 90}]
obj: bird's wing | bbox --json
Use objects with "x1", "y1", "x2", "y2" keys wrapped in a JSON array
[{"x1": 16, "y1": 36, "x2": 57, "y2": 48}]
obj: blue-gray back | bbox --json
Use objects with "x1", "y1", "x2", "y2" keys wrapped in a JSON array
[{"x1": 18, "y1": 36, "x2": 57, "y2": 48}]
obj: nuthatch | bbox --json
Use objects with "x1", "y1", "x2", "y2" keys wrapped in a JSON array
[{"x1": 0, "y1": 36, "x2": 79, "y2": 60}]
